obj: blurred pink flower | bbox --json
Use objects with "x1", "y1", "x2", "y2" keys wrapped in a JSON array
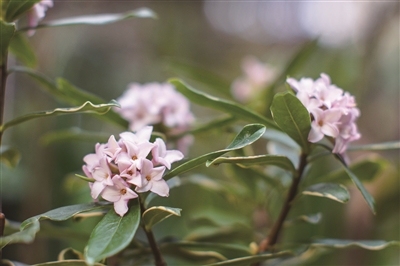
[{"x1": 27, "y1": 0, "x2": 53, "y2": 36}]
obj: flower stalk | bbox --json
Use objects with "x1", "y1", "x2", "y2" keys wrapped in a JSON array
[
  {"x1": 0, "y1": 54, "x2": 8, "y2": 146},
  {"x1": 258, "y1": 152, "x2": 308, "y2": 252},
  {"x1": 138, "y1": 197, "x2": 167, "y2": 266}
]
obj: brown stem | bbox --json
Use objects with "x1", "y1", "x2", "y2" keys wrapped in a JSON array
[
  {"x1": 0, "y1": 212, "x2": 5, "y2": 259},
  {"x1": 139, "y1": 198, "x2": 167, "y2": 266},
  {"x1": 258, "y1": 152, "x2": 308, "y2": 252},
  {"x1": 0, "y1": 54, "x2": 8, "y2": 146}
]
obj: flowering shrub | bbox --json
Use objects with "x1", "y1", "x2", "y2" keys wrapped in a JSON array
[
  {"x1": 287, "y1": 73, "x2": 361, "y2": 154},
  {"x1": 82, "y1": 126, "x2": 183, "y2": 216},
  {"x1": 0, "y1": 2, "x2": 398, "y2": 266}
]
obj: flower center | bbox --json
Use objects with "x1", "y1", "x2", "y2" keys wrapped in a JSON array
[
  {"x1": 146, "y1": 175, "x2": 151, "y2": 181},
  {"x1": 132, "y1": 155, "x2": 138, "y2": 160},
  {"x1": 120, "y1": 188, "x2": 127, "y2": 195}
]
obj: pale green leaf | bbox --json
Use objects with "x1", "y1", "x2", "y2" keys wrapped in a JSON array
[
  {"x1": 19, "y1": 8, "x2": 157, "y2": 31},
  {"x1": 311, "y1": 239, "x2": 400, "y2": 250},
  {"x1": 84, "y1": 201, "x2": 141, "y2": 264},
  {"x1": 163, "y1": 124, "x2": 266, "y2": 180},
  {"x1": 348, "y1": 141, "x2": 400, "y2": 151},
  {"x1": 9, "y1": 32, "x2": 36, "y2": 67},
  {"x1": 286, "y1": 213, "x2": 323, "y2": 226},
  {"x1": 142, "y1": 206, "x2": 181, "y2": 230},
  {"x1": 169, "y1": 79, "x2": 278, "y2": 129},
  {"x1": 204, "y1": 251, "x2": 293, "y2": 266},
  {"x1": 301, "y1": 183, "x2": 350, "y2": 204},
  {"x1": 33, "y1": 261, "x2": 105, "y2": 266},
  {"x1": 0, "y1": 219, "x2": 39, "y2": 248},
  {"x1": 0, "y1": 146, "x2": 21, "y2": 168},
  {"x1": 0, "y1": 100, "x2": 120, "y2": 132},
  {"x1": 206, "y1": 154, "x2": 296, "y2": 173},
  {"x1": 270, "y1": 92, "x2": 311, "y2": 153},
  {"x1": 0, "y1": 20, "x2": 15, "y2": 63}
]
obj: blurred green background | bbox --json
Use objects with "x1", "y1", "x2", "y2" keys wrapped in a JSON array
[{"x1": 2, "y1": 1, "x2": 399, "y2": 265}]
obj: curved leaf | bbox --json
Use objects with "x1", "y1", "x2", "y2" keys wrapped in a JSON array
[
  {"x1": 142, "y1": 206, "x2": 181, "y2": 230},
  {"x1": 4, "y1": 0, "x2": 40, "y2": 22},
  {"x1": 301, "y1": 183, "x2": 350, "y2": 204},
  {"x1": 1, "y1": 203, "x2": 109, "y2": 248},
  {"x1": 33, "y1": 261, "x2": 105, "y2": 266},
  {"x1": 163, "y1": 124, "x2": 266, "y2": 180},
  {"x1": 311, "y1": 239, "x2": 400, "y2": 250},
  {"x1": 0, "y1": 20, "x2": 15, "y2": 63},
  {"x1": 0, "y1": 100, "x2": 120, "y2": 132},
  {"x1": 204, "y1": 251, "x2": 293, "y2": 266},
  {"x1": 286, "y1": 213, "x2": 323, "y2": 226},
  {"x1": 84, "y1": 201, "x2": 141, "y2": 264},
  {"x1": 0, "y1": 146, "x2": 21, "y2": 168},
  {"x1": 206, "y1": 154, "x2": 296, "y2": 173},
  {"x1": 169, "y1": 79, "x2": 278, "y2": 129},
  {"x1": 270, "y1": 92, "x2": 311, "y2": 153},
  {"x1": 19, "y1": 8, "x2": 157, "y2": 31}
]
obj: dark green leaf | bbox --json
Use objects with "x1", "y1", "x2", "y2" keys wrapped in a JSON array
[
  {"x1": 206, "y1": 154, "x2": 296, "y2": 173},
  {"x1": 204, "y1": 251, "x2": 293, "y2": 266},
  {"x1": 301, "y1": 183, "x2": 350, "y2": 204},
  {"x1": 0, "y1": 146, "x2": 20, "y2": 168},
  {"x1": 4, "y1": 0, "x2": 40, "y2": 22},
  {"x1": 1, "y1": 202, "x2": 105, "y2": 248},
  {"x1": 0, "y1": 100, "x2": 120, "y2": 132},
  {"x1": 84, "y1": 201, "x2": 141, "y2": 264},
  {"x1": 163, "y1": 124, "x2": 266, "y2": 180},
  {"x1": 169, "y1": 79, "x2": 278, "y2": 130},
  {"x1": 20, "y1": 8, "x2": 156, "y2": 31},
  {"x1": 311, "y1": 239, "x2": 400, "y2": 250},
  {"x1": 142, "y1": 206, "x2": 181, "y2": 230},
  {"x1": 0, "y1": 20, "x2": 15, "y2": 63},
  {"x1": 9, "y1": 32, "x2": 36, "y2": 67},
  {"x1": 270, "y1": 92, "x2": 311, "y2": 152}
]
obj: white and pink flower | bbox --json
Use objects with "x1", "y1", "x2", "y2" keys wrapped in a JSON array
[
  {"x1": 82, "y1": 126, "x2": 183, "y2": 216},
  {"x1": 27, "y1": 0, "x2": 53, "y2": 36},
  {"x1": 287, "y1": 73, "x2": 361, "y2": 154}
]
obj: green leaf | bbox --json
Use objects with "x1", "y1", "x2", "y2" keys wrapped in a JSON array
[
  {"x1": 169, "y1": 79, "x2": 278, "y2": 130},
  {"x1": 343, "y1": 166, "x2": 376, "y2": 214},
  {"x1": 142, "y1": 206, "x2": 181, "y2": 230},
  {"x1": 32, "y1": 261, "x2": 105, "y2": 266},
  {"x1": 270, "y1": 92, "x2": 311, "y2": 153},
  {"x1": 9, "y1": 32, "x2": 36, "y2": 67},
  {"x1": 311, "y1": 239, "x2": 400, "y2": 250},
  {"x1": 41, "y1": 127, "x2": 110, "y2": 146},
  {"x1": 0, "y1": 203, "x2": 108, "y2": 248},
  {"x1": 301, "y1": 183, "x2": 350, "y2": 204},
  {"x1": 4, "y1": 0, "x2": 40, "y2": 22},
  {"x1": 0, "y1": 20, "x2": 16, "y2": 64},
  {"x1": 0, "y1": 100, "x2": 120, "y2": 132},
  {"x1": 20, "y1": 8, "x2": 157, "y2": 31},
  {"x1": 348, "y1": 141, "x2": 400, "y2": 151},
  {"x1": 0, "y1": 146, "x2": 20, "y2": 168},
  {"x1": 204, "y1": 251, "x2": 293, "y2": 266},
  {"x1": 314, "y1": 157, "x2": 387, "y2": 184},
  {"x1": 163, "y1": 124, "x2": 266, "y2": 180},
  {"x1": 206, "y1": 154, "x2": 296, "y2": 173},
  {"x1": 286, "y1": 213, "x2": 322, "y2": 226},
  {"x1": 144, "y1": 177, "x2": 181, "y2": 207},
  {"x1": 84, "y1": 201, "x2": 141, "y2": 264}
]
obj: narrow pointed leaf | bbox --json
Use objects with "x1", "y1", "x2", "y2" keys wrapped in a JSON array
[
  {"x1": 348, "y1": 141, "x2": 400, "y2": 151},
  {"x1": 270, "y1": 92, "x2": 311, "y2": 152},
  {"x1": 84, "y1": 201, "x2": 141, "y2": 264},
  {"x1": 169, "y1": 79, "x2": 278, "y2": 129},
  {"x1": 311, "y1": 239, "x2": 400, "y2": 250},
  {"x1": 301, "y1": 183, "x2": 350, "y2": 204},
  {"x1": 0, "y1": 101, "x2": 120, "y2": 132},
  {"x1": 33, "y1": 261, "x2": 105, "y2": 266},
  {"x1": 286, "y1": 213, "x2": 322, "y2": 226},
  {"x1": 163, "y1": 124, "x2": 266, "y2": 180},
  {"x1": 0, "y1": 146, "x2": 21, "y2": 168},
  {"x1": 20, "y1": 8, "x2": 156, "y2": 31},
  {"x1": 0, "y1": 203, "x2": 108, "y2": 248},
  {"x1": 9, "y1": 32, "x2": 36, "y2": 67},
  {"x1": 0, "y1": 21, "x2": 15, "y2": 63},
  {"x1": 206, "y1": 154, "x2": 296, "y2": 173},
  {"x1": 142, "y1": 206, "x2": 181, "y2": 230},
  {"x1": 204, "y1": 251, "x2": 293, "y2": 266}
]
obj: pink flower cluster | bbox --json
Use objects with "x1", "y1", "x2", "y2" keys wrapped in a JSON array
[
  {"x1": 27, "y1": 0, "x2": 53, "y2": 36},
  {"x1": 82, "y1": 126, "x2": 184, "y2": 216},
  {"x1": 115, "y1": 83, "x2": 195, "y2": 132},
  {"x1": 231, "y1": 56, "x2": 276, "y2": 103},
  {"x1": 287, "y1": 73, "x2": 361, "y2": 154}
]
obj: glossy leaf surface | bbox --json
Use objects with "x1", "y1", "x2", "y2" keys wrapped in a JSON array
[
  {"x1": 301, "y1": 183, "x2": 350, "y2": 203},
  {"x1": 142, "y1": 206, "x2": 181, "y2": 230}
]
